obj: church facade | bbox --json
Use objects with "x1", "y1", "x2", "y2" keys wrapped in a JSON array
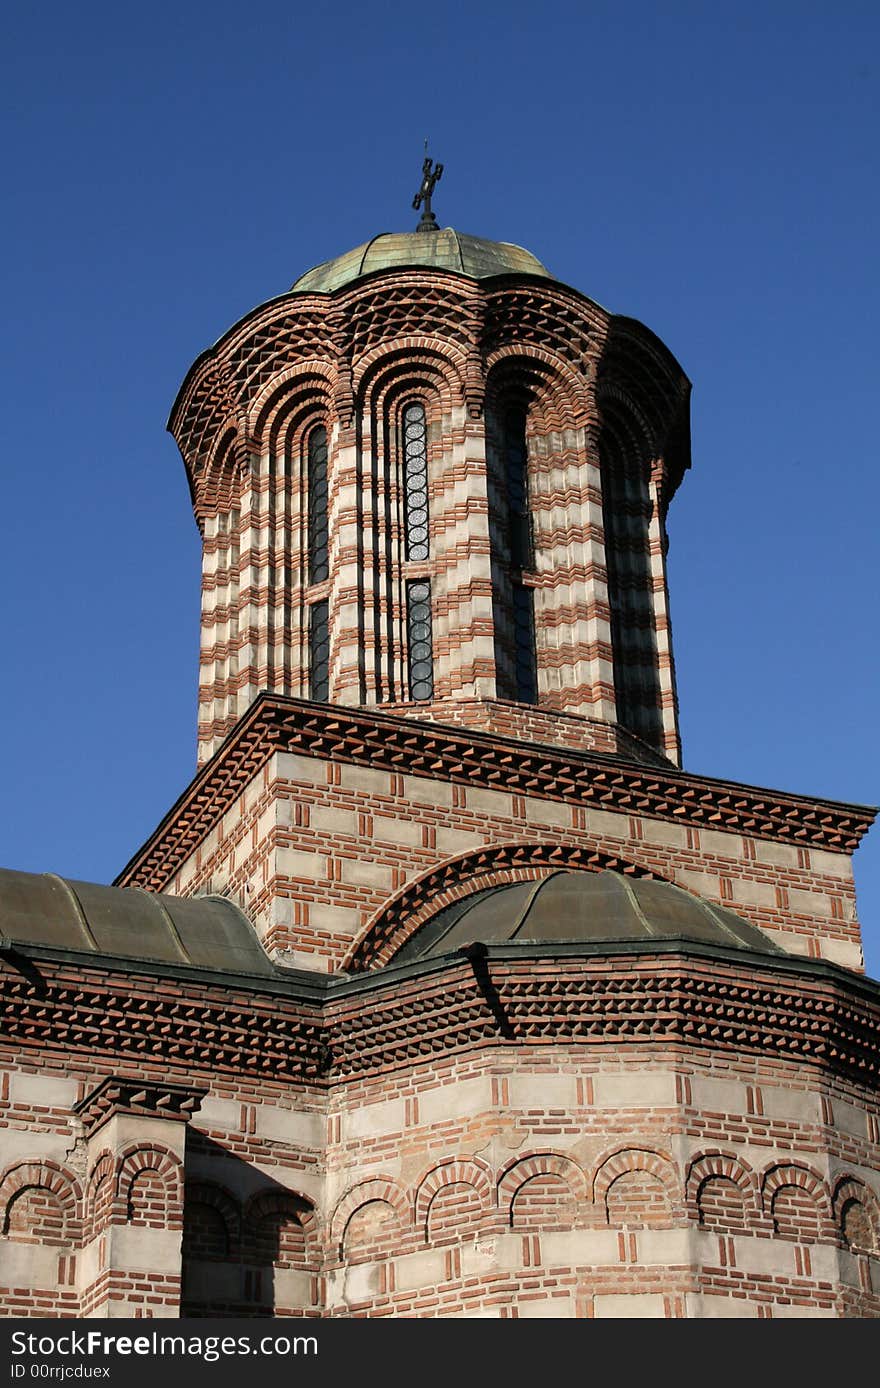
[{"x1": 2, "y1": 186, "x2": 879, "y2": 1317}]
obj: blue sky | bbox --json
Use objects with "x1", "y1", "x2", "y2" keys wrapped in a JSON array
[{"x1": 2, "y1": 1, "x2": 878, "y2": 972}]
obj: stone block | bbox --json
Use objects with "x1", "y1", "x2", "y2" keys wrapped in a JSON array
[
  {"x1": 541, "y1": 1229, "x2": 619, "y2": 1266},
  {"x1": 685, "y1": 1293, "x2": 758, "y2": 1318},
  {"x1": 276, "y1": 847, "x2": 327, "y2": 881},
  {"x1": 809, "y1": 849, "x2": 853, "y2": 881},
  {"x1": 732, "y1": 1234, "x2": 796, "y2": 1276},
  {"x1": 593, "y1": 1070, "x2": 677, "y2": 1108},
  {"x1": 524, "y1": 798, "x2": 572, "y2": 830},
  {"x1": 636, "y1": 1227, "x2": 693, "y2": 1265},
  {"x1": 419, "y1": 1075, "x2": 492, "y2": 1126},
  {"x1": 640, "y1": 819, "x2": 687, "y2": 848},
  {"x1": 821, "y1": 937, "x2": 863, "y2": 970},
  {"x1": 10, "y1": 1072, "x2": 79, "y2": 1110},
  {"x1": 196, "y1": 1097, "x2": 242, "y2": 1132},
  {"x1": 255, "y1": 1105, "x2": 324, "y2": 1148},
  {"x1": 699, "y1": 829, "x2": 743, "y2": 859},
  {"x1": 393, "y1": 1249, "x2": 445, "y2": 1291},
  {"x1": 339, "y1": 857, "x2": 394, "y2": 889},
  {"x1": 274, "y1": 752, "x2": 327, "y2": 787},
  {"x1": 689, "y1": 1076, "x2": 748, "y2": 1117},
  {"x1": 109, "y1": 1225, "x2": 182, "y2": 1273},
  {"x1": 517, "y1": 1295, "x2": 575, "y2": 1317},
  {"x1": 593, "y1": 1293, "x2": 666, "y2": 1318},
  {"x1": 343, "y1": 1097, "x2": 406, "y2": 1141},
  {"x1": 760, "y1": 1086, "x2": 821, "y2": 1124},
  {"x1": 400, "y1": 775, "x2": 454, "y2": 808},
  {"x1": 507, "y1": 1073, "x2": 578, "y2": 1109}
]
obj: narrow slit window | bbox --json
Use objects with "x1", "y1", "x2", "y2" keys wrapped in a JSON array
[
  {"x1": 308, "y1": 425, "x2": 329, "y2": 584},
  {"x1": 309, "y1": 599, "x2": 329, "y2": 702},
  {"x1": 406, "y1": 579, "x2": 434, "y2": 701},
  {"x1": 512, "y1": 583, "x2": 537, "y2": 703},
  {"x1": 504, "y1": 406, "x2": 531, "y2": 569},
  {"x1": 402, "y1": 402, "x2": 429, "y2": 561}
]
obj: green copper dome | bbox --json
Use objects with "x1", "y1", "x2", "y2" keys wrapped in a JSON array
[
  {"x1": 390, "y1": 869, "x2": 784, "y2": 965},
  {"x1": 291, "y1": 228, "x2": 553, "y2": 294}
]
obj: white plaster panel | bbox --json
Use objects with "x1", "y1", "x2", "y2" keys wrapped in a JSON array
[
  {"x1": 820, "y1": 937, "x2": 863, "y2": 971},
  {"x1": 274, "y1": 752, "x2": 328, "y2": 787},
  {"x1": 583, "y1": 808, "x2": 628, "y2": 840},
  {"x1": 0, "y1": 1240, "x2": 63, "y2": 1285},
  {"x1": 541, "y1": 1229, "x2": 620, "y2": 1265},
  {"x1": 593, "y1": 1293, "x2": 666, "y2": 1318},
  {"x1": 507, "y1": 1074, "x2": 578, "y2": 1109},
  {"x1": 517, "y1": 1296, "x2": 575, "y2": 1317},
  {"x1": 771, "y1": 1302, "x2": 836, "y2": 1318},
  {"x1": 338, "y1": 764, "x2": 392, "y2": 796},
  {"x1": 109, "y1": 1225, "x2": 182, "y2": 1273},
  {"x1": 276, "y1": 847, "x2": 327, "y2": 881},
  {"x1": 393, "y1": 1249, "x2": 446, "y2": 1291},
  {"x1": 689, "y1": 1076, "x2": 748, "y2": 1116},
  {"x1": 636, "y1": 1227, "x2": 693, "y2": 1265},
  {"x1": 255, "y1": 1105, "x2": 324, "y2": 1148},
  {"x1": 759, "y1": 1086, "x2": 822, "y2": 1125},
  {"x1": 699, "y1": 830, "x2": 743, "y2": 859},
  {"x1": 524, "y1": 798, "x2": 572, "y2": 830},
  {"x1": 418, "y1": 1075, "x2": 493, "y2": 1127},
  {"x1": 593, "y1": 1070, "x2": 678, "y2": 1108},
  {"x1": 640, "y1": 819, "x2": 687, "y2": 849},
  {"x1": 464, "y1": 787, "x2": 514, "y2": 818},
  {"x1": 685, "y1": 1293, "x2": 758, "y2": 1318},
  {"x1": 274, "y1": 1268, "x2": 316, "y2": 1307},
  {"x1": 400, "y1": 775, "x2": 454, "y2": 808},
  {"x1": 196, "y1": 1097, "x2": 242, "y2": 1132},
  {"x1": 753, "y1": 841, "x2": 799, "y2": 869},
  {"x1": 732, "y1": 1235, "x2": 797, "y2": 1276},
  {"x1": 10, "y1": 1073, "x2": 80, "y2": 1110},
  {"x1": 809, "y1": 849, "x2": 853, "y2": 881},
  {"x1": 830, "y1": 1098, "x2": 867, "y2": 1140},
  {"x1": 343, "y1": 1097, "x2": 406, "y2": 1140}
]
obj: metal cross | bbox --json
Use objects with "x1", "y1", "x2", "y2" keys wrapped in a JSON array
[{"x1": 413, "y1": 152, "x2": 443, "y2": 232}]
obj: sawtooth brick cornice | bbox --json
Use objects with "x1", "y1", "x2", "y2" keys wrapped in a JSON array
[
  {"x1": 2, "y1": 945, "x2": 879, "y2": 1089},
  {"x1": 116, "y1": 694, "x2": 876, "y2": 892}
]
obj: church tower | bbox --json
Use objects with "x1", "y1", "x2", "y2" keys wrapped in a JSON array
[
  {"x1": 2, "y1": 171, "x2": 878, "y2": 1318},
  {"x1": 172, "y1": 194, "x2": 688, "y2": 771}
]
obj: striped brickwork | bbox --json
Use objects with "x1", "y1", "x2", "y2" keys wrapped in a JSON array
[{"x1": 171, "y1": 273, "x2": 690, "y2": 767}]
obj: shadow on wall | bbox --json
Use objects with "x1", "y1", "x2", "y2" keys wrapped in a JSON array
[{"x1": 181, "y1": 1135, "x2": 317, "y2": 1319}]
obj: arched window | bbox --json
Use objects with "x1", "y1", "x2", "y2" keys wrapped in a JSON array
[
  {"x1": 401, "y1": 401, "x2": 434, "y2": 701},
  {"x1": 402, "y1": 402, "x2": 430, "y2": 562},
  {"x1": 599, "y1": 415, "x2": 662, "y2": 747},
  {"x1": 489, "y1": 403, "x2": 537, "y2": 704},
  {"x1": 307, "y1": 425, "x2": 328, "y2": 584},
  {"x1": 309, "y1": 599, "x2": 329, "y2": 702}
]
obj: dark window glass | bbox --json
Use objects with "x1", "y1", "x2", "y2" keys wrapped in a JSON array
[
  {"x1": 504, "y1": 407, "x2": 531, "y2": 569},
  {"x1": 406, "y1": 579, "x2": 434, "y2": 701},
  {"x1": 308, "y1": 426, "x2": 329, "y2": 584},
  {"x1": 309, "y1": 599, "x2": 329, "y2": 702},
  {"x1": 402, "y1": 402, "x2": 430, "y2": 561},
  {"x1": 512, "y1": 583, "x2": 537, "y2": 703}
]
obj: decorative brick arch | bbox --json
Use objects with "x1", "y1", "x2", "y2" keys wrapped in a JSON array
[
  {"x1": 330, "y1": 1177, "x2": 409, "y2": 1256},
  {"x1": 760, "y1": 1162, "x2": 828, "y2": 1216},
  {"x1": 592, "y1": 1147, "x2": 681, "y2": 1211},
  {"x1": 258, "y1": 374, "x2": 334, "y2": 455},
  {"x1": 250, "y1": 363, "x2": 336, "y2": 447},
  {"x1": 86, "y1": 1151, "x2": 117, "y2": 1236},
  {"x1": 832, "y1": 1175, "x2": 880, "y2": 1254},
  {"x1": 244, "y1": 1188, "x2": 319, "y2": 1260},
  {"x1": 760, "y1": 1162, "x2": 830, "y2": 1241},
  {"x1": 184, "y1": 1180, "x2": 241, "y2": 1250},
  {"x1": 353, "y1": 337, "x2": 468, "y2": 407},
  {"x1": 497, "y1": 1152, "x2": 589, "y2": 1229},
  {"x1": 686, "y1": 1151, "x2": 755, "y2": 1205},
  {"x1": 116, "y1": 1144, "x2": 183, "y2": 1226},
  {"x1": 498, "y1": 1152, "x2": 589, "y2": 1210},
  {"x1": 0, "y1": 1161, "x2": 82, "y2": 1242},
  {"x1": 345, "y1": 843, "x2": 658, "y2": 971},
  {"x1": 485, "y1": 345, "x2": 590, "y2": 430},
  {"x1": 414, "y1": 1159, "x2": 493, "y2": 1242}
]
